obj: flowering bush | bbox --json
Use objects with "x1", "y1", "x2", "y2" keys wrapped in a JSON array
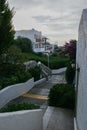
[{"x1": 64, "y1": 40, "x2": 77, "y2": 62}]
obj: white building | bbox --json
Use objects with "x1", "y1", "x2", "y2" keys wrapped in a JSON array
[
  {"x1": 75, "y1": 9, "x2": 87, "y2": 130},
  {"x1": 15, "y1": 28, "x2": 54, "y2": 53}
]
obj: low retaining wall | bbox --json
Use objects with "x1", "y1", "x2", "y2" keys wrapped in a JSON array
[
  {"x1": 34, "y1": 78, "x2": 46, "y2": 86},
  {"x1": 0, "y1": 78, "x2": 34, "y2": 109},
  {"x1": 0, "y1": 109, "x2": 43, "y2": 130},
  {"x1": 0, "y1": 77, "x2": 47, "y2": 109},
  {"x1": 0, "y1": 77, "x2": 47, "y2": 130},
  {"x1": 52, "y1": 67, "x2": 66, "y2": 75}
]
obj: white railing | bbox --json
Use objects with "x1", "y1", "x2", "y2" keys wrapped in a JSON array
[{"x1": 40, "y1": 63, "x2": 52, "y2": 75}]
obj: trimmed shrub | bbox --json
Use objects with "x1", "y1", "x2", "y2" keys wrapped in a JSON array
[
  {"x1": 65, "y1": 63, "x2": 75, "y2": 84},
  {"x1": 15, "y1": 72, "x2": 32, "y2": 83},
  {"x1": 48, "y1": 84, "x2": 75, "y2": 109},
  {"x1": 29, "y1": 66, "x2": 41, "y2": 81},
  {"x1": 49, "y1": 60, "x2": 68, "y2": 69},
  {"x1": 14, "y1": 37, "x2": 33, "y2": 53},
  {"x1": 0, "y1": 72, "x2": 32, "y2": 89},
  {"x1": 0, "y1": 63, "x2": 25, "y2": 78},
  {"x1": 23, "y1": 53, "x2": 69, "y2": 69},
  {"x1": 0, "y1": 76, "x2": 18, "y2": 89},
  {"x1": 0, "y1": 103, "x2": 39, "y2": 113}
]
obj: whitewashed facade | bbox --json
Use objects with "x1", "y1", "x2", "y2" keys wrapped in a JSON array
[
  {"x1": 75, "y1": 9, "x2": 87, "y2": 130},
  {"x1": 15, "y1": 28, "x2": 54, "y2": 53}
]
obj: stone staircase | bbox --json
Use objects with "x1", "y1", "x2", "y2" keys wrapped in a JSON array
[{"x1": 40, "y1": 63, "x2": 52, "y2": 78}]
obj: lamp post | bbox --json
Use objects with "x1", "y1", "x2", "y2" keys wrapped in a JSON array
[
  {"x1": 47, "y1": 53, "x2": 49, "y2": 68},
  {"x1": 38, "y1": 61, "x2": 41, "y2": 67}
]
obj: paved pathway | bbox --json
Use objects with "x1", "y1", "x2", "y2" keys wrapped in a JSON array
[
  {"x1": 49, "y1": 73, "x2": 66, "y2": 84},
  {"x1": 3, "y1": 73, "x2": 74, "y2": 130},
  {"x1": 43, "y1": 107, "x2": 74, "y2": 130},
  {"x1": 11, "y1": 81, "x2": 54, "y2": 106},
  {"x1": 11, "y1": 74, "x2": 66, "y2": 106},
  {"x1": 52, "y1": 67, "x2": 66, "y2": 75}
]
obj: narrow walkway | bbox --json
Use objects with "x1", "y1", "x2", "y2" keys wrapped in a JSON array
[
  {"x1": 3, "y1": 72, "x2": 74, "y2": 130},
  {"x1": 11, "y1": 81, "x2": 54, "y2": 106},
  {"x1": 7, "y1": 73, "x2": 66, "y2": 106},
  {"x1": 43, "y1": 107, "x2": 74, "y2": 130}
]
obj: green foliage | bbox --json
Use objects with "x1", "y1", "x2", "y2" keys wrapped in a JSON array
[
  {"x1": 29, "y1": 66, "x2": 41, "y2": 81},
  {"x1": 48, "y1": 84, "x2": 75, "y2": 109},
  {"x1": 15, "y1": 71, "x2": 32, "y2": 83},
  {"x1": 0, "y1": 63, "x2": 32, "y2": 89},
  {"x1": 65, "y1": 62, "x2": 75, "y2": 84},
  {"x1": 51, "y1": 53, "x2": 58, "y2": 57},
  {"x1": 49, "y1": 59, "x2": 68, "y2": 69},
  {"x1": 4, "y1": 45, "x2": 23, "y2": 64},
  {"x1": 64, "y1": 40, "x2": 77, "y2": 62},
  {"x1": 0, "y1": 76, "x2": 18, "y2": 89},
  {"x1": 23, "y1": 53, "x2": 69, "y2": 69},
  {"x1": 0, "y1": 72, "x2": 32, "y2": 89},
  {"x1": 0, "y1": 103, "x2": 39, "y2": 112},
  {"x1": 0, "y1": 63, "x2": 24, "y2": 77},
  {"x1": 35, "y1": 52, "x2": 43, "y2": 57},
  {"x1": 2, "y1": 45, "x2": 29, "y2": 64},
  {"x1": 14, "y1": 36, "x2": 33, "y2": 53},
  {"x1": 0, "y1": 0, "x2": 15, "y2": 55},
  {"x1": 57, "y1": 47, "x2": 66, "y2": 56},
  {"x1": 54, "y1": 44, "x2": 58, "y2": 53}
]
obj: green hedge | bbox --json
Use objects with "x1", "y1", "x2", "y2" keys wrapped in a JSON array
[
  {"x1": 15, "y1": 72, "x2": 32, "y2": 83},
  {"x1": 48, "y1": 84, "x2": 75, "y2": 109},
  {"x1": 65, "y1": 63, "x2": 75, "y2": 84},
  {"x1": 23, "y1": 53, "x2": 69, "y2": 69},
  {"x1": 0, "y1": 63, "x2": 25, "y2": 78},
  {"x1": 0, "y1": 64, "x2": 41, "y2": 89},
  {"x1": 0, "y1": 72, "x2": 32, "y2": 89},
  {"x1": 49, "y1": 60, "x2": 68, "y2": 69},
  {"x1": 29, "y1": 66, "x2": 41, "y2": 81},
  {"x1": 0, "y1": 103, "x2": 39, "y2": 113}
]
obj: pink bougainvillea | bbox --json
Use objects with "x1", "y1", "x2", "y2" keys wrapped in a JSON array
[{"x1": 64, "y1": 40, "x2": 77, "y2": 62}]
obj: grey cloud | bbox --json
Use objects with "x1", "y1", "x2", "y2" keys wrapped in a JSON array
[
  {"x1": 33, "y1": 15, "x2": 52, "y2": 22},
  {"x1": 33, "y1": 14, "x2": 79, "y2": 31},
  {"x1": 33, "y1": 14, "x2": 79, "y2": 24},
  {"x1": 8, "y1": 0, "x2": 87, "y2": 12},
  {"x1": 8, "y1": 0, "x2": 42, "y2": 10},
  {"x1": 45, "y1": 23, "x2": 78, "y2": 32},
  {"x1": 44, "y1": 0, "x2": 87, "y2": 12},
  {"x1": 8, "y1": 0, "x2": 87, "y2": 44},
  {"x1": 8, "y1": 0, "x2": 87, "y2": 16}
]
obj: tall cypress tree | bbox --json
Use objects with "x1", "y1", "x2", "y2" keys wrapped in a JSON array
[{"x1": 0, "y1": 0, "x2": 15, "y2": 55}]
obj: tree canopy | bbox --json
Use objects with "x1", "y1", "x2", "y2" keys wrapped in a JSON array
[
  {"x1": 0, "y1": 0, "x2": 15, "y2": 55},
  {"x1": 14, "y1": 36, "x2": 33, "y2": 53}
]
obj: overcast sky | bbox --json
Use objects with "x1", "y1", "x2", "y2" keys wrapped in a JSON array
[{"x1": 8, "y1": 0, "x2": 87, "y2": 45}]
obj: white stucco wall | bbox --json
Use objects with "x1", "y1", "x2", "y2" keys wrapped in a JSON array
[
  {"x1": 15, "y1": 29, "x2": 42, "y2": 43},
  {"x1": 34, "y1": 48, "x2": 45, "y2": 53},
  {"x1": 0, "y1": 78, "x2": 34, "y2": 109},
  {"x1": 0, "y1": 77, "x2": 47, "y2": 130},
  {"x1": 76, "y1": 9, "x2": 87, "y2": 130},
  {"x1": 34, "y1": 78, "x2": 46, "y2": 86},
  {"x1": 0, "y1": 109, "x2": 43, "y2": 130}
]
